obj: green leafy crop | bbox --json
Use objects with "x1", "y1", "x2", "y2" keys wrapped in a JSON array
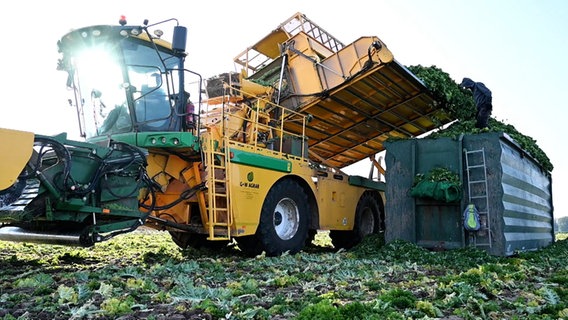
[
  {"x1": 1, "y1": 229, "x2": 566, "y2": 319},
  {"x1": 406, "y1": 65, "x2": 553, "y2": 172},
  {"x1": 407, "y1": 64, "x2": 476, "y2": 121},
  {"x1": 413, "y1": 167, "x2": 461, "y2": 186}
]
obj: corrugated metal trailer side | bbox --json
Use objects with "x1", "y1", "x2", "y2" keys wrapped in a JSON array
[{"x1": 463, "y1": 132, "x2": 554, "y2": 255}]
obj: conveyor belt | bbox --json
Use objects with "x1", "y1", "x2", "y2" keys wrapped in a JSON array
[{"x1": 283, "y1": 60, "x2": 453, "y2": 168}]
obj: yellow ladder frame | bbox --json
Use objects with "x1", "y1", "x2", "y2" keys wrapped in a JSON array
[{"x1": 203, "y1": 132, "x2": 233, "y2": 241}]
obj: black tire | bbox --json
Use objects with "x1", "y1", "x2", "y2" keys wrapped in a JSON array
[
  {"x1": 169, "y1": 231, "x2": 229, "y2": 250},
  {"x1": 237, "y1": 179, "x2": 310, "y2": 257},
  {"x1": 235, "y1": 235, "x2": 262, "y2": 256},
  {"x1": 305, "y1": 229, "x2": 318, "y2": 247},
  {"x1": 330, "y1": 192, "x2": 381, "y2": 250}
]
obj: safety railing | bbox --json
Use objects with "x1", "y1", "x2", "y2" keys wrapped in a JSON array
[{"x1": 202, "y1": 84, "x2": 310, "y2": 161}]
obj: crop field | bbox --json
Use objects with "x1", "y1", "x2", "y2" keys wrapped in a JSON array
[{"x1": 1, "y1": 230, "x2": 567, "y2": 319}]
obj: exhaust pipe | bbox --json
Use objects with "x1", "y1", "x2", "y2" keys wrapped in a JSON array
[{"x1": 0, "y1": 226, "x2": 93, "y2": 247}]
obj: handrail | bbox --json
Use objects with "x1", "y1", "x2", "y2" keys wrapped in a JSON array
[
  {"x1": 202, "y1": 84, "x2": 309, "y2": 161},
  {"x1": 233, "y1": 12, "x2": 345, "y2": 75}
]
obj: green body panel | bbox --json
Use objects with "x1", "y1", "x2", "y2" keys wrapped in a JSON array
[
  {"x1": 87, "y1": 132, "x2": 200, "y2": 150},
  {"x1": 230, "y1": 148, "x2": 292, "y2": 173},
  {"x1": 348, "y1": 175, "x2": 386, "y2": 191},
  {"x1": 384, "y1": 137, "x2": 467, "y2": 250},
  {"x1": 0, "y1": 132, "x2": 148, "y2": 245}
]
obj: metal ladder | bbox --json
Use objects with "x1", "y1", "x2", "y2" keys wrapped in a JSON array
[
  {"x1": 203, "y1": 133, "x2": 232, "y2": 241},
  {"x1": 464, "y1": 148, "x2": 492, "y2": 248}
]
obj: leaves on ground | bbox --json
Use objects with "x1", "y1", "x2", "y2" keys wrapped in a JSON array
[{"x1": 1, "y1": 230, "x2": 567, "y2": 319}]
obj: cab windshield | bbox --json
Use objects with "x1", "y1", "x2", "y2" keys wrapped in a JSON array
[{"x1": 63, "y1": 33, "x2": 183, "y2": 138}]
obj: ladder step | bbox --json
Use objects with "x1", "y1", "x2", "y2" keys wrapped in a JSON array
[
  {"x1": 206, "y1": 227, "x2": 230, "y2": 240},
  {"x1": 468, "y1": 180, "x2": 487, "y2": 184},
  {"x1": 210, "y1": 222, "x2": 230, "y2": 227},
  {"x1": 470, "y1": 195, "x2": 487, "y2": 199},
  {"x1": 467, "y1": 164, "x2": 486, "y2": 169},
  {"x1": 207, "y1": 236, "x2": 230, "y2": 241}
]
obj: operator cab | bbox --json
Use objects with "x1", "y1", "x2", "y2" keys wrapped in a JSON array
[{"x1": 57, "y1": 17, "x2": 198, "y2": 140}]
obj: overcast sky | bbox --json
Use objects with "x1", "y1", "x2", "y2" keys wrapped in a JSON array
[{"x1": 1, "y1": 1, "x2": 566, "y2": 218}]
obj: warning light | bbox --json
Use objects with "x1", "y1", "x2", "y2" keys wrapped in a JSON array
[{"x1": 119, "y1": 15, "x2": 127, "y2": 26}]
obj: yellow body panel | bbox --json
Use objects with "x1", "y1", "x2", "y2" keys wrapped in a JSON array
[
  {"x1": 285, "y1": 33, "x2": 331, "y2": 96},
  {"x1": 228, "y1": 163, "x2": 286, "y2": 235},
  {"x1": 226, "y1": 146, "x2": 367, "y2": 236},
  {"x1": 146, "y1": 153, "x2": 169, "y2": 189},
  {"x1": 314, "y1": 176, "x2": 364, "y2": 230},
  {"x1": 225, "y1": 139, "x2": 312, "y2": 236},
  {"x1": 155, "y1": 179, "x2": 191, "y2": 224},
  {"x1": 0, "y1": 128, "x2": 34, "y2": 191},
  {"x1": 240, "y1": 78, "x2": 275, "y2": 97}
]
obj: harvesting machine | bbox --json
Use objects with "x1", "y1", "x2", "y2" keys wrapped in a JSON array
[{"x1": 0, "y1": 13, "x2": 453, "y2": 255}]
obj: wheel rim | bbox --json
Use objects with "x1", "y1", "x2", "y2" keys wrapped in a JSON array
[
  {"x1": 273, "y1": 197, "x2": 300, "y2": 240},
  {"x1": 359, "y1": 207, "x2": 375, "y2": 236}
]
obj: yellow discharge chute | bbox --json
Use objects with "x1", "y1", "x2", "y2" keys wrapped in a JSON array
[{"x1": 0, "y1": 128, "x2": 34, "y2": 191}]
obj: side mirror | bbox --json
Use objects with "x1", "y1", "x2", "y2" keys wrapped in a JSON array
[{"x1": 172, "y1": 26, "x2": 187, "y2": 52}]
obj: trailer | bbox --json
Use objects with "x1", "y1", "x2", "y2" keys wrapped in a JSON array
[{"x1": 384, "y1": 132, "x2": 554, "y2": 256}]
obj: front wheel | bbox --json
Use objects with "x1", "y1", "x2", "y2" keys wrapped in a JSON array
[{"x1": 237, "y1": 179, "x2": 310, "y2": 256}]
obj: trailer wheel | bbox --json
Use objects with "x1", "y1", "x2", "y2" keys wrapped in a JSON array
[
  {"x1": 237, "y1": 179, "x2": 309, "y2": 256},
  {"x1": 330, "y1": 192, "x2": 381, "y2": 250}
]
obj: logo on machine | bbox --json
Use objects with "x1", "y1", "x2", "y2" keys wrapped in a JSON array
[{"x1": 240, "y1": 171, "x2": 259, "y2": 189}]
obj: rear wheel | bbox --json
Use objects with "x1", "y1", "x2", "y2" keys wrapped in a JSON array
[
  {"x1": 330, "y1": 192, "x2": 381, "y2": 250},
  {"x1": 236, "y1": 179, "x2": 309, "y2": 256}
]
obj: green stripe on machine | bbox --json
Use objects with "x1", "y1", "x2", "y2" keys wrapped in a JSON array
[
  {"x1": 348, "y1": 175, "x2": 386, "y2": 191},
  {"x1": 230, "y1": 149, "x2": 291, "y2": 172}
]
